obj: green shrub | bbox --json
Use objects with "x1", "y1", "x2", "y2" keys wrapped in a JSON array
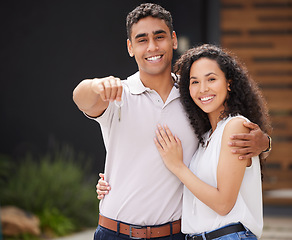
[
  {"x1": 4, "y1": 234, "x2": 40, "y2": 240},
  {"x1": 0, "y1": 144, "x2": 99, "y2": 237},
  {"x1": 39, "y1": 207, "x2": 75, "y2": 236},
  {"x1": 0, "y1": 154, "x2": 13, "y2": 186}
]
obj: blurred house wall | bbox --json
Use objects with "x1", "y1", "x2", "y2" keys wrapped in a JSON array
[{"x1": 220, "y1": 0, "x2": 292, "y2": 204}]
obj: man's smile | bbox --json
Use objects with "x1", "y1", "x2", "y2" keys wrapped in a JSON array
[{"x1": 145, "y1": 54, "x2": 163, "y2": 62}]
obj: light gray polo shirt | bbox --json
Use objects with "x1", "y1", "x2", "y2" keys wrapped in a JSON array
[{"x1": 92, "y1": 71, "x2": 198, "y2": 226}]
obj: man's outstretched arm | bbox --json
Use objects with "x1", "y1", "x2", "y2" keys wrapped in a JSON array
[{"x1": 73, "y1": 76, "x2": 122, "y2": 117}]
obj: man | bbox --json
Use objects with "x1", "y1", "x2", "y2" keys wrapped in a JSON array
[{"x1": 73, "y1": 3, "x2": 270, "y2": 240}]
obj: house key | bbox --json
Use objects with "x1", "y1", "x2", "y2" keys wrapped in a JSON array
[{"x1": 114, "y1": 99, "x2": 124, "y2": 122}]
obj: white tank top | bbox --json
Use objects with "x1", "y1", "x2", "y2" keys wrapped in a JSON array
[{"x1": 182, "y1": 115, "x2": 263, "y2": 238}]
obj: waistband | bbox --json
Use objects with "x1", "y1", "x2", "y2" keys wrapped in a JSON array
[
  {"x1": 187, "y1": 223, "x2": 245, "y2": 240},
  {"x1": 98, "y1": 214, "x2": 181, "y2": 239}
]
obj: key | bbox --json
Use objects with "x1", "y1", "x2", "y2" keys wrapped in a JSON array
[
  {"x1": 118, "y1": 106, "x2": 121, "y2": 122},
  {"x1": 115, "y1": 99, "x2": 124, "y2": 122}
]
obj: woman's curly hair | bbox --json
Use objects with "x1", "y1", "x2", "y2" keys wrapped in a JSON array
[{"x1": 174, "y1": 44, "x2": 271, "y2": 146}]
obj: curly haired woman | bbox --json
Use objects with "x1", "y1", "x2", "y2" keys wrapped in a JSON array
[{"x1": 154, "y1": 44, "x2": 272, "y2": 240}]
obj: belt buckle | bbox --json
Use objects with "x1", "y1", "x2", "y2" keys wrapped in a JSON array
[
  {"x1": 129, "y1": 225, "x2": 143, "y2": 239},
  {"x1": 188, "y1": 236, "x2": 200, "y2": 240}
]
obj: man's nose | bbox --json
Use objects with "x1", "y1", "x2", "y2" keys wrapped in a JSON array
[{"x1": 147, "y1": 39, "x2": 158, "y2": 52}]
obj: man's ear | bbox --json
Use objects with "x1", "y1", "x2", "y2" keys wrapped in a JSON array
[
  {"x1": 127, "y1": 39, "x2": 134, "y2": 57},
  {"x1": 172, "y1": 31, "x2": 178, "y2": 50}
]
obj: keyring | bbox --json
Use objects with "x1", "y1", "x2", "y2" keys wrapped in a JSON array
[{"x1": 114, "y1": 99, "x2": 124, "y2": 108}]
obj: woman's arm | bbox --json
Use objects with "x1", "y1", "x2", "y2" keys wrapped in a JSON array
[{"x1": 154, "y1": 119, "x2": 250, "y2": 215}]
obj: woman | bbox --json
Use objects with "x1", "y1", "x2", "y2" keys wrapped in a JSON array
[{"x1": 154, "y1": 44, "x2": 271, "y2": 239}]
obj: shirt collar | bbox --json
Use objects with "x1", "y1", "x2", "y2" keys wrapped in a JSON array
[
  {"x1": 126, "y1": 71, "x2": 179, "y2": 97},
  {"x1": 126, "y1": 72, "x2": 146, "y2": 94}
]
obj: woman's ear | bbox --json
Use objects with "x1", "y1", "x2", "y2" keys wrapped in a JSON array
[
  {"x1": 127, "y1": 39, "x2": 134, "y2": 57},
  {"x1": 227, "y1": 80, "x2": 232, "y2": 91}
]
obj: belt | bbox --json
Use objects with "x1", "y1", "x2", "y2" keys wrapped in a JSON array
[
  {"x1": 187, "y1": 223, "x2": 245, "y2": 240},
  {"x1": 98, "y1": 214, "x2": 181, "y2": 239}
]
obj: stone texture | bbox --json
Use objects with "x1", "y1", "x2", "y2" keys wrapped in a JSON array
[{"x1": 1, "y1": 206, "x2": 41, "y2": 236}]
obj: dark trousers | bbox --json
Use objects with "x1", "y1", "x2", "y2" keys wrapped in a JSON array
[{"x1": 93, "y1": 225, "x2": 185, "y2": 240}]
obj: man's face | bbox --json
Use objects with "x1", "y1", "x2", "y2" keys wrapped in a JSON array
[{"x1": 127, "y1": 16, "x2": 177, "y2": 77}]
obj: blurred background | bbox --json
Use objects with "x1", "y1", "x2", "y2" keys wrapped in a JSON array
[{"x1": 0, "y1": 0, "x2": 291, "y2": 239}]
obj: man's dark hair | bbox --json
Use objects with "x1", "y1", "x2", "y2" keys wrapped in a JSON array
[{"x1": 126, "y1": 3, "x2": 173, "y2": 40}]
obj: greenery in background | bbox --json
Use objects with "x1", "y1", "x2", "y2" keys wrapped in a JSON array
[
  {"x1": 0, "y1": 144, "x2": 99, "y2": 238},
  {"x1": 4, "y1": 233, "x2": 40, "y2": 240},
  {"x1": 0, "y1": 154, "x2": 13, "y2": 186}
]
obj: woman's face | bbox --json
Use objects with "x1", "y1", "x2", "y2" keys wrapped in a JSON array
[{"x1": 189, "y1": 57, "x2": 230, "y2": 120}]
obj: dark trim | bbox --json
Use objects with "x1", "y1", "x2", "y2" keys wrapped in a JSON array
[
  {"x1": 254, "y1": 2, "x2": 292, "y2": 9},
  {"x1": 259, "y1": 83, "x2": 292, "y2": 89},
  {"x1": 249, "y1": 29, "x2": 292, "y2": 35},
  {"x1": 253, "y1": 56, "x2": 292, "y2": 63},
  {"x1": 269, "y1": 110, "x2": 292, "y2": 116},
  {"x1": 221, "y1": 30, "x2": 242, "y2": 36},
  {"x1": 227, "y1": 42, "x2": 273, "y2": 48},
  {"x1": 255, "y1": 70, "x2": 292, "y2": 76},
  {"x1": 258, "y1": 16, "x2": 292, "y2": 22},
  {"x1": 221, "y1": 3, "x2": 243, "y2": 9},
  {"x1": 272, "y1": 136, "x2": 292, "y2": 142}
]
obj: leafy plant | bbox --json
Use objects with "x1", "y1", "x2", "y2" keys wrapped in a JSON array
[
  {"x1": 1, "y1": 144, "x2": 99, "y2": 237},
  {"x1": 0, "y1": 154, "x2": 13, "y2": 187},
  {"x1": 4, "y1": 234, "x2": 40, "y2": 240},
  {"x1": 40, "y1": 207, "x2": 75, "y2": 236}
]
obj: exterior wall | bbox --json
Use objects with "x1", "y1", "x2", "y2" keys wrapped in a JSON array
[{"x1": 220, "y1": 0, "x2": 292, "y2": 204}]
